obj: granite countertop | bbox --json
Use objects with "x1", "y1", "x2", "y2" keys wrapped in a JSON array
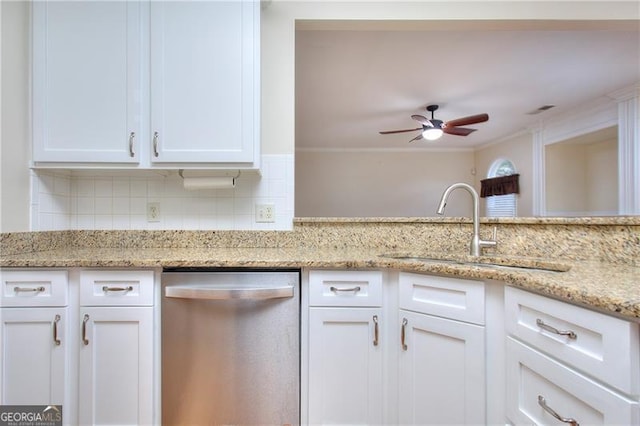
[{"x1": 1, "y1": 246, "x2": 639, "y2": 322}]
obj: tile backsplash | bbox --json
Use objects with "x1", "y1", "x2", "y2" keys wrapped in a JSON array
[{"x1": 31, "y1": 155, "x2": 294, "y2": 231}]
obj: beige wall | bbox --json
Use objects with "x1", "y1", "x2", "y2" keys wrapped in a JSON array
[
  {"x1": 546, "y1": 138, "x2": 617, "y2": 215},
  {"x1": 586, "y1": 139, "x2": 617, "y2": 213},
  {"x1": 1, "y1": 1, "x2": 31, "y2": 232},
  {"x1": 296, "y1": 150, "x2": 475, "y2": 217},
  {"x1": 474, "y1": 132, "x2": 534, "y2": 217}
]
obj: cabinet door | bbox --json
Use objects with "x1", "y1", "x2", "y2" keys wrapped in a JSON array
[
  {"x1": 32, "y1": 1, "x2": 141, "y2": 163},
  {"x1": 150, "y1": 0, "x2": 258, "y2": 163},
  {"x1": 398, "y1": 310, "x2": 485, "y2": 425},
  {"x1": 78, "y1": 307, "x2": 153, "y2": 426},
  {"x1": 308, "y1": 307, "x2": 383, "y2": 425},
  {"x1": 0, "y1": 308, "x2": 67, "y2": 406}
]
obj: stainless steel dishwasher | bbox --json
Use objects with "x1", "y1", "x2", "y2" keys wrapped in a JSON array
[{"x1": 161, "y1": 269, "x2": 300, "y2": 425}]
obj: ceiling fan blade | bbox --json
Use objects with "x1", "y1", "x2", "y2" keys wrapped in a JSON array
[
  {"x1": 379, "y1": 127, "x2": 422, "y2": 135},
  {"x1": 409, "y1": 133, "x2": 424, "y2": 143},
  {"x1": 443, "y1": 127, "x2": 476, "y2": 136},
  {"x1": 444, "y1": 113, "x2": 489, "y2": 128},
  {"x1": 411, "y1": 114, "x2": 431, "y2": 126}
]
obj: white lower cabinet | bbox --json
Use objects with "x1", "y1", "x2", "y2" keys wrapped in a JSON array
[
  {"x1": 398, "y1": 310, "x2": 485, "y2": 425},
  {"x1": 505, "y1": 286, "x2": 640, "y2": 425},
  {"x1": 305, "y1": 269, "x2": 486, "y2": 425},
  {"x1": 507, "y1": 337, "x2": 639, "y2": 425},
  {"x1": 0, "y1": 270, "x2": 69, "y2": 408},
  {"x1": 0, "y1": 307, "x2": 68, "y2": 406},
  {"x1": 78, "y1": 269, "x2": 155, "y2": 426},
  {"x1": 308, "y1": 308, "x2": 383, "y2": 424},
  {"x1": 398, "y1": 272, "x2": 486, "y2": 425},
  {"x1": 0, "y1": 268, "x2": 156, "y2": 426},
  {"x1": 79, "y1": 306, "x2": 153, "y2": 425},
  {"x1": 307, "y1": 270, "x2": 384, "y2": 425}
]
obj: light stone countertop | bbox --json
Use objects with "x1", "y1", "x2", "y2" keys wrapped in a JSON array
[{"x1": 1, "y1": 246, "x2": 639, "y2": 322}]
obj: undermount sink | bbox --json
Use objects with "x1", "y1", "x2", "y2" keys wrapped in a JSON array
[{"x1": 380, "y1": 253, "x2": 571, "y2": 273}]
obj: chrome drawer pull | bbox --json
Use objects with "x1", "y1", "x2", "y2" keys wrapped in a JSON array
[
  {"x1": 128, "y1": 131, "x2": 135, "y2": 157},
  {"x1": 536, "y1": 318, "x2": 577, "y2": 340},
  {"x1": 401, "y1": 318, "x2": 408, "y2": 351},
  {"x1": 14, "y1": 286, "x2": 45, "y2": 293},
  {"x1": 102, "y1": 285, "x2": 133, "y2": 293},
  {"x1": 82, "y1": 314, "x2": 90, "y2": 346},
  {"x1": 373, "y1": 315, "x2": 379, "y2": 346},
  {"x1": 153, "y1": 132, "x2": 160, "y2": 157},
  {"x1": 538, "y1": 395, "x2": 579, "y2": 426},
  {"x1": 53, "y1": 314, "x2": 61, "y2": 346},
  {"x1": 329, "y1": 286, "x2": 361, "y2": 293}
]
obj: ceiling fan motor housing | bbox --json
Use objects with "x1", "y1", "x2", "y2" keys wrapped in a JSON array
[{"x1": 426, "y1": 119, "x2": 443, "y2": 129}]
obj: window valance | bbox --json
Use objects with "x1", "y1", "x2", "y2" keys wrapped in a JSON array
[{"x1": 480, "y1": 174, "x2": 520, "y2": 198}]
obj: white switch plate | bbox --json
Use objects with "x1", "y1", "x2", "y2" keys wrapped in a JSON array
[
  {"x1": 255, "y1": 203, "x2": 275, "y2": 223},
  {"x1": 147, "y1": 202, "x2": 161, "y2": 222}
]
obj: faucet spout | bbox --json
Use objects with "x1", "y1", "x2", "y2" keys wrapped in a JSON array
[{"x1": 436, "y1": 182, "x2": 497, "y2": 256}]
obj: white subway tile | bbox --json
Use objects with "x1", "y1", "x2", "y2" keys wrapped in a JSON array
[
  {"x1": 76, "y1": 179, "x2": 95, "y2": 197},
  {"x1": 94, "y1": 215, "x2": 113, "y2": 230},
  {"x1": 113, "y1": 179, "x2": 130, "y2": 197},
  {"x1": 94, "y1": 197, "x2": 113, "y2": 215},
  {"x1": 130, "y1": 179, "x2": 147, "y2": 197},
  {"x1": 113, "y1": 197, "x2": 130, "y2": 215},
  {"x1": 94, "y1": 179, "x2": 113, "y2": 197}
]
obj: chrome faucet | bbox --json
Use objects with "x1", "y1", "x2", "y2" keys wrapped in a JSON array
[{"x1": 436, "y1": 182, "x2": 497, "y2": 256}]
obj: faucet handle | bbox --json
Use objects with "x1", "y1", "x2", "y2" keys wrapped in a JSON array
[{"x1": 479, "y1": 226, "x2": 498, "y2": 252}]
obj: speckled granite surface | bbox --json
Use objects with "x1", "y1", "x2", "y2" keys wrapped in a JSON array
[{"x1": 1, "y1": 218, "x2": 639, "y2": 321}]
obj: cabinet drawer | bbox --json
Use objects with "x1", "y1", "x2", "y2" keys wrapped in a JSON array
[
  {"x1": 399, "y1": 272, "x2": 485, "y2": 325},
  {"x1": 0, "y1": 269, "x2": 68, "y2": 307},
  {"x1": 309, "y1": 270, "x2": 382, "y2": 307},
  {"x1": 505, "y1": 286, "x2": 640, "y2": 395},
  {"x1": 506, "y1": 337, "x2": 639, "y2": 425},
  {"x1": 80, "y1": 270, "x2": 154, "y2": 306}
]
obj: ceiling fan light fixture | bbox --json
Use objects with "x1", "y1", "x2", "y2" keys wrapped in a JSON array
[{"x1": 422, "y1": 127, "x2": 443, "y2": 141}]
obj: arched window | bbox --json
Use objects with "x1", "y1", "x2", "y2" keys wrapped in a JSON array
[{"x1": 486, "y1": 159, "x2": 518, "y2": 217}]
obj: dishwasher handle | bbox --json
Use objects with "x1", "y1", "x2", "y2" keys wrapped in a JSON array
[{"x1": 165, "y1": 285, "x2": 294, "y2": 300}]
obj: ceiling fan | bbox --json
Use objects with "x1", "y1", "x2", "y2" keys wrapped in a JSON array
[{"x1": 379, "y1": 104, "x2": 489, "y2": 142}]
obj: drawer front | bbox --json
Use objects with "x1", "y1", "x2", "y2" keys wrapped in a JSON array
[
  {"x1": 309, "y1": 270, "x2": 382, "y2": 307},
  {"x1": 399, "y1": 272, "x2": 485, "y2": 325},
  {"x1": 80, "y1": 270, "x2": 154, "y2": 306},
  {"x1": 506, "y1": 337, "x2": 639, "y2": 426},
  {"x1": 0, "y1": 269, "x2": 68, "y2": 307},
  {"x1": 505, "y1": 286, "x2": 640, "y2": 395}
]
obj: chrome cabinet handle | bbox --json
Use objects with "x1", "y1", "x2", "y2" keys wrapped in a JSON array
[
  {"x1": 538, "y1": 395, "x2": 579, "y2": 426},
  {"x1": 102, "y1": 285, "x2": 133, "y2": 293},
  {"x1": 536, "y1": 318, "x2": 577, "y2": 340},
  {"x1": 153, "y1": 132, "x2": 159, "y2": 157},
  {"x1": 128, "y1": 132, "x2": 135, "y2": 157},
  {"x1": 82, "y1": 314, "x2": 90, "y2": 346},
  {"x1": 14, "y1": 286, "x2": 45, "y2": 293},
  {"x1": 53, "y1": 314, "x2": 61, "y2": 346},
  {"x1": 329, "y1": 286, "x2": 361, "y2": 293},
  {"x1": 373, "y1": 315, "x2": 379, "y2": 346},
  {"x1": 401, "y1": 318, "x2": 408, "y2": 351}
]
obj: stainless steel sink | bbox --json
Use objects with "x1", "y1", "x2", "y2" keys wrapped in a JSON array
[{"x1": 379, "y1": 253, "x2": 571, "y2": 272}]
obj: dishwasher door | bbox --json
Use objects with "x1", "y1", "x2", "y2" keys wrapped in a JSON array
[{"x1": 161, "y1": 270, "x2": 300, "y2": 426}]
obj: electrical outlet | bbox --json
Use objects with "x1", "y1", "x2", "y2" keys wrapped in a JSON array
[
  {"x1": 147, "y1": 202, "x2": 161, "y2": 222},
  {"x1": 255, "y1": 203, "x2": 275, "y2": 223}
]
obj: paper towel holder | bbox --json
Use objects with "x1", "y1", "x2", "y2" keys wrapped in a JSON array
[{"x1": 178, "y1": 169, "x2": 241, "y2": 190}]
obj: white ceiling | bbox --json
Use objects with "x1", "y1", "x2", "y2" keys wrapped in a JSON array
[{"x1": 295, "y1": 20, "x2": 640, "y2": 150}]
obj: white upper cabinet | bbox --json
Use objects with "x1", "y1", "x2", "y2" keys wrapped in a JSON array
[
  {"x1": 150, "y1": 1, "x2": 258, "y2": 164},
  {"x1": 32, "y1": 0, "x2": 260, "y2": 169},
  {"x1": 32, "y1": 1, "x2": 142, "y2": 163}
]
